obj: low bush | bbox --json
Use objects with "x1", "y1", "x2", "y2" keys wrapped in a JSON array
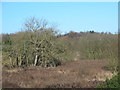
[{"x1": 97, "y1": 73, "x2": 120, "y2": 88}]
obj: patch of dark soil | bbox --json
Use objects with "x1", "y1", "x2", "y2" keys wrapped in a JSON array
[{"x1": 102, "y1": 66, "x2": 111, "y2": 71}]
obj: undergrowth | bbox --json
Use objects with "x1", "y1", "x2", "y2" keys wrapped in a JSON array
[{"x1": 97, "y1": 73, "x2": 120, "y2": 88}]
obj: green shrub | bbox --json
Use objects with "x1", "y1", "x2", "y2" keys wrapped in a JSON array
[{"x1": 97, "y1": 73, "x2": 120, "y2": 88}]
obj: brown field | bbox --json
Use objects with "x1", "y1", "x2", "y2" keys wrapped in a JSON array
[{"x1": 2, "y1": 59, "x2": 116, "y2": 88}]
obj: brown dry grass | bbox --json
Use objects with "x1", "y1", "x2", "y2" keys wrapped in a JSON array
[{"x1": 2, "y1": 59, "x2": 116, "y2": 88}]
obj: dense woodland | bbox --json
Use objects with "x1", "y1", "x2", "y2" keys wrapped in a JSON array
[{"x1": 2, "y1": 18, "x2": 118, "y2": 71}]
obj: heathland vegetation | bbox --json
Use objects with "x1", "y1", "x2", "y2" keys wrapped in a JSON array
[{"x1": 2, "y1": 17, "x2": 119, "y2": 88}]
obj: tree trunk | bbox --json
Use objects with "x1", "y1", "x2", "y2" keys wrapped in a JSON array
[
  {"x1": 9, "y1": 57, "x2": 12, "y2": 67},
  {"x1": 19, "y1": 56, "x2": 22, "y2": 66},
  {"x1": 34, "y1": 55, "x2": 38, "y2": 66},
  {"x1": 26, "y1": 57, "x2": 28, "y2": 66}
]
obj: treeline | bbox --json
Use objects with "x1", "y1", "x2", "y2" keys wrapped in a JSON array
[
  {"x1": 58, "y1": 31, "x2": 118, "y2": 71},
  {"x1": 2, "y1": 18, "x2": 118, "y2": 71}
]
